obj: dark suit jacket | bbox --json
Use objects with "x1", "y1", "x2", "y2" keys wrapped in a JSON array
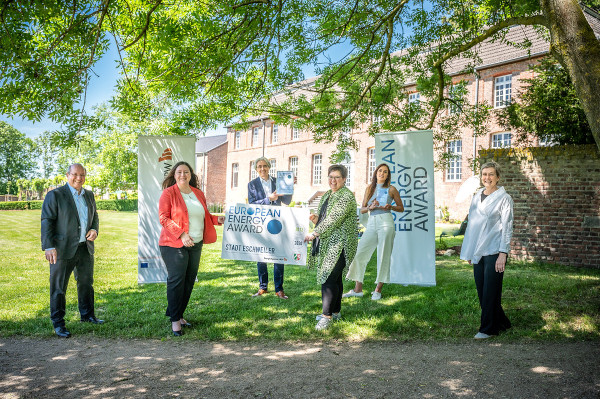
[
  {"x1": 248, "y1": 177, "x2": 292, "y2": 206},
  {"x1": 41, "y1": 184, "x2": 99, "y2": 260}
]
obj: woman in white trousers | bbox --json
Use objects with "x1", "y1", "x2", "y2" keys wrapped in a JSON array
[{"x1": 344, "y1": 163, "x2": 404, "y2": 300}]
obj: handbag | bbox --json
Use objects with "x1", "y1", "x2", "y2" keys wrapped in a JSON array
[{"x1": 311, "y1": 197, "x2": 329, "y2": 256}]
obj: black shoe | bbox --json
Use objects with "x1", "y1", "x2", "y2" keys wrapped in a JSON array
[
  {"x1": 54, "y1": 326, "x2": 71, "y2": 338},
  {"x1": 81, "y1": 316, "x2": 104, "y2": 324},
  {"x1": 172, "y1": 329, "x2": 184, "y2": 337},
  {"x1": 181, "y1": 321, "x2": 192, "y2": 328}
]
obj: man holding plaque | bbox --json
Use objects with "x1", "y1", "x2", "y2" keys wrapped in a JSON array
[{"x1": 247, "y1": 157, "x2": 292, "y2": 299}]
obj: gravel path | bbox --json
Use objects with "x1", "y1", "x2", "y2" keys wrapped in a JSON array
[{"x1": 1, "y1": 338, "x2": 599, "y2": 398}]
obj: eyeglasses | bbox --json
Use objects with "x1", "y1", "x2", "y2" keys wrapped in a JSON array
[{"x1": 328, "y1": 175, "x2": 343, "y2": 180}]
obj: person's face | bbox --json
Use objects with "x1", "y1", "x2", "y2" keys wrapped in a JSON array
[
  {"x1": 66, "y1": 165, "x2": 86, "y2": 192},
  {"x1": 481, "y1": 167, "x2": 499, "y2": 191},
  {"x1": 174, "y1": 164, "x2": 192, "y2": 186},
  {"x1": 328, "y1": 170, "x2": 346, "y2": 192},
  {"x1": 376, "y1": 166, "x2": 389, "y2": 184},
  {"x1": 256, "y1": 160, "x2": 270, "y2": 180}
]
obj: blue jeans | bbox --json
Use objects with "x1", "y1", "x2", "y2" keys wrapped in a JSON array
[{"x1": 257, "y1": 262, "x2": 284, "y2": 292}]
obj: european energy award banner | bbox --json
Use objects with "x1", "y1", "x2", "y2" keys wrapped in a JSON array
[
  {"x1": 138, "y1": 135, "x2": 196, "y2": 284},
  {"x1": 221, "y1": 203, "x2": 309, "y2": 265},
  {"x1": 375, "y1": 130, "x2": 436, "y2": 286}
]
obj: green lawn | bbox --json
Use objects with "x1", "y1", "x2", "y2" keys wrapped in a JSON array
[{"x1": 1, "y1": 210, "x2": 598, "y2": 341}]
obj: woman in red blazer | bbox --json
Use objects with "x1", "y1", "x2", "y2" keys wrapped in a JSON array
[{"x1": 158, "y1": 161, "x2": 223, "y2": 336}]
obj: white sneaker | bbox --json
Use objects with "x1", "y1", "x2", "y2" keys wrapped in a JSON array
[
  {"x1": 315, "y1": 317, "x2": 332, "y2": 331},
  {"x1": 342, "y1": 289, "x2": 364, "y2": 298},
  {"x1": 371, "y1": 291, "x2": 382, "y2": 301},
  {"x1": 316, "y1": 313, "x2": 340, "y2": 321},
  {"x1": 474, "y1": 332, "x2": 491, "y2": 339}
]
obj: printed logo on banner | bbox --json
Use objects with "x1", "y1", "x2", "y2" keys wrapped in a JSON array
[
  {"x1": 293, "y1": 253, "x2": 301, "y2": 261},
  {"x1": 158, "y1": 148, "x2": 173, "y2": 177}
]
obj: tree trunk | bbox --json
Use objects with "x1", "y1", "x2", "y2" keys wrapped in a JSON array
[{"x1": 540, "y1": 0, "x2": 600, "y2": 151}]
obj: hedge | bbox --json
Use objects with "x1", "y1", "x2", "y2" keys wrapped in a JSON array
[{"x1": 0, "y1": 199, "x2": 137, "y2": 211}]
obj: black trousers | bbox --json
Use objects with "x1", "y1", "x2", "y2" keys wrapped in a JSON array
[
  {"x1": 49, "y1": 243, "x2": 95, "y2": 328},
  {"x1": 160, "y1": 242, "x2": 203, "y2": 322},
  {"x1": 321, "y1": 250, "x2": 346, "y2": 316},
  {"x1": 473, "y1": 253, "x2": 511, "y2": 335}
]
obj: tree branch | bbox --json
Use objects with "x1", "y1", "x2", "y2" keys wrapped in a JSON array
[{"x1": 121, "y1": 0, "x2": 163, "y2": 50}]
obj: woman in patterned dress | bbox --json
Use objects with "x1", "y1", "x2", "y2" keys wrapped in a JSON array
[{"x1": 305, "y1": 164, "x2": 358, "y2": 331}]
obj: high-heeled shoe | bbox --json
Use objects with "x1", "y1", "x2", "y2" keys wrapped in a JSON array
[
  {"x1": 172, "y1": 329, "x2": 184, "y2": 337},
  {"x1": 180, "y1": 321, "x2": 192, "y2": 328}
]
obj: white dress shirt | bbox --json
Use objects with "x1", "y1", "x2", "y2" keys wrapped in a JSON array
[{"x1": 460, "y1": 187, "x2": 514, "y2": 264}]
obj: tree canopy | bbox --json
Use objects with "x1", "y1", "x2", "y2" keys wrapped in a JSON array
[
  {"x1": 0, "y1": 122, "x2": 36, "y2": 195},
  {"x1": 1, "y1": 0, "x2": 600, "y2": 154}
]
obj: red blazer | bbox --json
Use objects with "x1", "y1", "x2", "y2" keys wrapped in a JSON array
[{"x1": 158, "y1": 184, "x2": 220, "y2": 247}]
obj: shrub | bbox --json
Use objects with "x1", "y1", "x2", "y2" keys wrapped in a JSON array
[
  {"x1": 0, "y1": 201, "x2": 28, "y2": 210},
  {"x1": 95, "y1": 199, "x2": 138, "y2": 212}
]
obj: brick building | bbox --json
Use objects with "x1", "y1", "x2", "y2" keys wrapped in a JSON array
[
  {"x1": 225, "y1": 8, "x2": 600, "y2": 220},
  {"x1": 195, "y1": 135, "x2": 227, "y2": 205}
]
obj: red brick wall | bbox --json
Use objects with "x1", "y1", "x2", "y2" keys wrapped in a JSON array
[
  {"x1": 198, "y1": 143, "x2": 227, "y2": 205},
  {"x1": 479, "y1": 145, "x2": 600, "y2": 268}
]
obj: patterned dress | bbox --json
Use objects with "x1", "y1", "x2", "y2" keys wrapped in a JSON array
[{"x1": 308, "y1": 186, "x2": 359, "y2": 284}]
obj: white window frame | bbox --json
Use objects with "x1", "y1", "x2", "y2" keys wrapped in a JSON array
[
  {"x1": 409, "y1": 92, "x2": 420, "y2": 103},
  {"x1": 538, "y1": 136, "x2": 557, "y2": 147},
  {"x1": 250, "y1": 161, "x2": 257, "y2": 180},
  {"x1": 312, "y1": 154, "x2": 322, "y2": 186},
  {"x1": 289, "y1": 156, "x2": 298, "y2": 182},
  {"x1": 272, "y1": 124, "x2": 278, "y2": 143},
  {"x1": 269, "y1": 159, "x2": 277, "y2": 179},
  {"x1": 234, "y1": 131, "x2": 240, "y2": 149},
  {"x1": 449, "y1": 84, "x2": 461, "y2": 114},
  {"x1": 341, "y1": 152, "x2": 354, "y2": 189},
  {"x1": 231, "y1": 163, "x2": 239, "y2": 188},
  {"x1": 494, "y1": 75, "x2": 512, "y2": 108},
  {"x1": 253, "y1": 127, "x2": 260, "y2": 147},
  {"x1": 292, "y1": 126, "x2": 300, "y2": 140},
  {"x1": 368, "y1": 147, "x2": 376, "y2": 182},
  {"x1": 491, "y1": 132, "x2": 512, "y2": 148},
  {"x1": 446, "y1": 140, "x2": 462, "y2": 182}
]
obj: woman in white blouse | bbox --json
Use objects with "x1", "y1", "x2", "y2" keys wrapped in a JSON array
[{"x1": 460, "y1": 161, "x2": 513, "y2": 339}]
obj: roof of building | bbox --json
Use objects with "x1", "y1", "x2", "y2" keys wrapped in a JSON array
[
  {"x1": 195, "y1": 134, "x2": 227, "y2": 153},
  {"x1": 233, "y1": 7, "x2": 600, "y2": 125}
]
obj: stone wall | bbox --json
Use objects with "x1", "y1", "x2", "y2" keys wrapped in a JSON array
[{"x1": 479, "y1": 145, "x2": 600, "y2": 268}]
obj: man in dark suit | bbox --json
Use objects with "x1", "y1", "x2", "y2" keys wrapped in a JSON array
[
  {"x1": 248, "y1": 157, "x2": 292, "y2": 299},
  {"x1": 41, "y1": 163, "x2": 103, "y2": 338}
]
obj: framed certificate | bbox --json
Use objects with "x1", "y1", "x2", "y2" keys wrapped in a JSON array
[{"x1": 277, "y1": 171, "x2": 294, "y2": 195}]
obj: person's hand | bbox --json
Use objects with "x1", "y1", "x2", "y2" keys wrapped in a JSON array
[
  {"x1": 180, "y1": 232, "x2": 195, "y2": 247},
  {"x1": 495, "y1": 253, "x2": 507, "y2": 272},
  {"x1": 217, "y1": 216, "x2": 225, "y2": 224},
  {"x1": 382, "y1": 204, "x2": 392, "y2": 211},
  {"x1": 309, "y1": 214, "x2": 318, "y2": 224},
  {"x1": 86, "y1": 229, "x2": 98, "y2": 241},
  {"x1": 268, "y1": 191, "x2": 281, "y2": 202},
  {"x1": 304, "y1": 233, "x2": 317, "y2": 242},
  {"x1": 369, "y1": 200, "x2": 379, "y2": 210},
  {"x1": 468, "y1": 260, "x2": 471, "y2": 265},
  {"x1": 45, "y1": 249, "x2": 57, "y2": 265}
]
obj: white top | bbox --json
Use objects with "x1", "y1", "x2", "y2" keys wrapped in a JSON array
[
  {"x1": 460, "y1": 187, "x2": 514, "y2": 264},
  {"x1": 181, "y1": 191, "x2": 205, "y2": 242},
  {"x1": 260, "y1": 177, "x2": 272, "y2": 203}
]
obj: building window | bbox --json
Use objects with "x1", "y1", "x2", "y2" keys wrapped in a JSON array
[
  {"x1": 234, "y1": 131, "x2": 240, "y2": 149},
  {"x1": 409, "y1": 92, "x2": 420, "y2": 103},
  {"x1": 341, "y1": 153, "x2": 354, "y2": 189},
  {"x1": 231, "y1": 163, "x2": 239, "y2": 188},
  {"x1": 289, "y1": 156, "x2": 298, "y2": 182},
  {"x1": 312, "y1": 154, "x2": 322, "y2": 185},
  {"x1": 269, "y1": 159, "x2": 277, "y2": 179},
  {"x1": 448, "y1": 84, "x2": 461, "y2": 114},
  {"x1": 253, "y1": 127, "x2": 260, "y2": 146},
  {"x1": 538, "y1": 136, "x2": 557, "y2": 147},
  {"x1": 250, "y1": 161, "x2": 257, "y2": 180},
  {"x1": 292, "y1": 126, "x2": 300, "y2": 140},
  {"x1": 368, "y1": 147, "x2": 376, "y2": 181},
  {"x1": 446, "y1": 140, "x2": 462, "y2": 182},
  {"x1": 372, "y1": 114, "x2": 383, "y2": 126},
  {"x1": 272, "y1": 124, "x2": 278, "y2": 143},
  {"x1": 491, "y1": 132, "x2": 512, "y2": 148},
  {"x1": 494, "y1": 75, "x2": 512, "y2": 108}
]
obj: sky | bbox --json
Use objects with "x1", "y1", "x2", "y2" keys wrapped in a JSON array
[{"x1": 1, "y1": 40, "x2": 335, "y2": 140}]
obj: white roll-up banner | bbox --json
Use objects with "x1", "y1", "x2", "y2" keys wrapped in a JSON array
[
  {"x1": 375, "y1": 130, "x2": 436, "y2": 286},
  {"x1": 138, "y1": 135, "x2": 196, "y2": 284}
]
